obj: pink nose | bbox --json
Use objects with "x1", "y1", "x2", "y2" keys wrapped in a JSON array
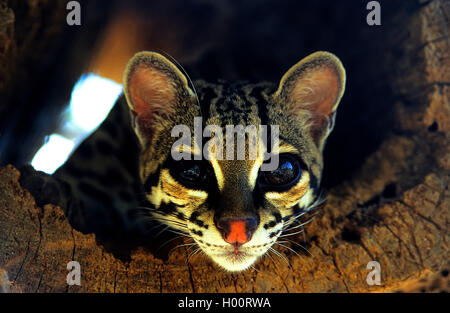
[
  {"x1": 224, "y1": 220, "x2": 248, "y2": 244},
  {"x1": 216, "y1": 217, "x2": 258, "y2": 245}
]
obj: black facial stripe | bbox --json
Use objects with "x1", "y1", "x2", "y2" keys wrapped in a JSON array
[
  {"x1": 263, "y1": 220, "x2": 278, "y2": 230},
  {"x1": 263, "y1": 211, "x2": 283, "y2": 230},
  {"x1": 140, "y1": 199, "x2": 154, "y2": 209},
  {"x1": 192, "y1": 218, "x2": 208, "y2": 229},
  {"x1": 190, "y1": 229, "x2": 203, "y2": 237},
  {"x1": 282, "y1": 204, "x2": 306, "y2": 221},
  {"x1": 176, "y1": 212, "x2": 186, "y2": 221},
  {"x1": 159, "y1": 202, "x2": 177, "y2": 215},
  {"x1": 293, "y1": 204, "x2": 306, "y2": 215},
  {"x1": 143, "y1": 166, "x2": 161, "y2": 191},
  {"x1": 250, "y1": 86, "x2": 272, "y2": 153},
  {"x1": 273, "y1": 212, "x2": 282, "y2": 223},
  {"x1": 189, "y1": 211, "x2": 200, "y2": 221},
  {"x1": 189, "y1": 211, "x2": 209, "y2": 229},
  {"x1": 309, "y1": 171, "x2": 319, "y2": 197},
  {"x1": 269, "y1": 229, "x2": 281, "y2": 238}
]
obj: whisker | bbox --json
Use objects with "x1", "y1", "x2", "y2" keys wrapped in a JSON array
[
  {"x1": 286, "y1": 210, "x2": 319, "y2": 224},
  {"x1": 134, "y1": 206, "x2": 188, "y2": 222},
  {"x1": 129, "y1": 208, "x2": 189, "y2": 231},
  {"x1": 282, "y1": 210, "x2": 308, "y2": 222},
  {"x1": 167, "y1": 229, "x2": 191, "y2": 238},
  {"x1": 274, "y1": 242, "x2": 300, "y2": 257},
  {"x1": 157, "y1": 235, "x2": 190, "y2": 252},
  {"x1": 187, "y1": 247, "x2": 202, "y2": 263},
  {"x1": 146, "y1": 221, "x2": 168, "y2": 233},
  {"x1": 278, "y1": 239, "x2": 303, "y2": 248},
  {"x1": 269, "y1": 247, "x2": 290, "y2": 266},
  {"x1": 283, "y1": 215, "x2": 316, "y2": 232},
  {"x1": 170, "y1": 241, "x2": 197, "y2": 254},
  {"x1": 174, "y1": 242, "x2": 198, "y2": 249},
  {"x1": 250, "y1": 264, "x2": 262, "y2": 274},
  {"x1": 154, "y1": 225, "x2": 171, "y2": 238},
  {"x1": 277, "y1": 239, "x2": 312, "y2": 256},
  {"x1": 282, "y1": 190, "x2": 326, "y2": 221},
  {"x1": 282, "y1": 209, "x2": 316, "y2": 225},
  {"x1": 154, "y1": 217, "x2": 188, "y2": 229},
  {"x1": 145, "y1": 222, "x2": 190, "y2": 240},
  {"x1": 283, "y1": 214, "x2": 316, "y2": 230},
  {"x1": 302, "y1": 227, "x2": 307, "y2": 246},
  {"x1": 265, "y1": 249, "x2": 279, "y2": 267},
  {"x1": 279, "y1": 229, "x2": 305, "y2": 238},
  {"x1": 267, "y1": 247, "x2": 293, "y2": 270},
  {"x1": 149, "y1": 213, "x2": 187, "y2": 223}
]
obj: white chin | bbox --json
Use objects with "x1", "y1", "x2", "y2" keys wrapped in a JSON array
[{"x1": 211, "y1": 254, "x2": 259, "y2": 272}]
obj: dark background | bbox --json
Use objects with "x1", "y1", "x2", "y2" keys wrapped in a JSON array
[{"x1": 0, "y1": 0, "x2": 422, "y2": 187}]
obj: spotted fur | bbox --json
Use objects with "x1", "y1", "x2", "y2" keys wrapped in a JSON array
[{"x1": 54, "y1": 51, "x2": 346, "y2": 271}]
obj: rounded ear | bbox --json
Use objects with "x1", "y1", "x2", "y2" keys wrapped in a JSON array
[
  {"x1": 123, "y1": 51, "x2": 194, "y2": 146},
  {"x1": 274, "y1": 51, "x2": 346, "y2": 148}
]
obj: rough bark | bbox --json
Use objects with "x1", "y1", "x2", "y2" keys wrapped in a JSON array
[
  {"x1": 0, "y1": 0, "x2": 449, "y2": 293},
  {"x1": 0, "y1": 160, "x2": 448, "y2": 293}
]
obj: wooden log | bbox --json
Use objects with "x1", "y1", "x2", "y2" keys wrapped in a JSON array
[{"x1": 0, "y1": 158, "x2": 448, "y2": 293}]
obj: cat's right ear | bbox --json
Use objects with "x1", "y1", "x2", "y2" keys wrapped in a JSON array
[
  {"x1": 273, "y1": 51, "x2": 346, "y2": 150},
  {"x1": 123, "y1": 51, "x2": 195, "y2": 146}
]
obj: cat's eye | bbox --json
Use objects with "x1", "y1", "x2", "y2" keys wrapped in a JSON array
[
  {"x1": 172, "y1": 160, "x2": 208, "y2": 185},
  {"x1": 260, "y1": 154, "x2": 302, "y2": 188}
]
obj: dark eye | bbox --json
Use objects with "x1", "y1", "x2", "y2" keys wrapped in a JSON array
[
  {"x1": 260, "y1": 155, "x2": 302, "y2": 188},
  {"x1": 173, "y1": 160, "x2": 207, "y2": 185}
]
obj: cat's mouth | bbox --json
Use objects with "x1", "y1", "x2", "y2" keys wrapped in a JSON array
[
  {"x1": 201, "y1": 243, "x2": 270, "y2": 272},
  {"x1": 219, "y1": 247, "x2": 251, "y2": 258},
  {"x1": 211, "y1": 252, "x2": 260, "y2": 271}
]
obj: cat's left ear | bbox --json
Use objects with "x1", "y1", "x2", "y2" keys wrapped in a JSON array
[
  {"x1": 123, "y1": 51, "x2": 196, "y2": 146},
  {"x1": 274, "y1": 51, "x2": 346, "y2": 149}
]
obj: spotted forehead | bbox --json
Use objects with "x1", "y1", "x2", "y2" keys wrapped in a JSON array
[{"x1": 195, "y1": 80, "x2": 274, "y2": 127}]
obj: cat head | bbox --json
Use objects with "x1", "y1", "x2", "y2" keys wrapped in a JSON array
[{"x1": 123, "y1": 51, "x2": 345, "y2": 271}]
